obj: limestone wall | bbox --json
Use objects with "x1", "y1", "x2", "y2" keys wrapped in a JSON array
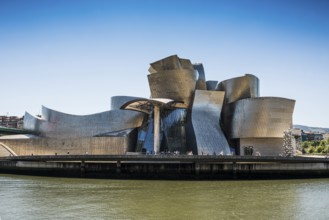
[
  {"x1": 239, "y1": 138, "x2": 284, "y2": 156},
  {"x1": 0, "y1": 135, "x2": 136, "y2": 156}
]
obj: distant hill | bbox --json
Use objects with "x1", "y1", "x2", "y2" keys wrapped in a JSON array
[{"x1": 294, "y1": 124, "x2": 329, "y2": 133}]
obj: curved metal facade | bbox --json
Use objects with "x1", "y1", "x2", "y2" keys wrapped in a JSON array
[
  {"x1": 206, "y1": 80, "x2": 218, "y2": 91},
  {"x1": 227, "y1": 97, "x2": 295, "y2": 139},
  {"x1": 8, "y1": 54, "x2": 296, "y2": 157},
  {"x1": 193, "y1": 63, "x2": 207, "y2": 90},
  {"x1": 217, "y1": 74, "x2": 259, "y2": 104},
  {"x1": 148, "y1": 55, "x2": 194, "y2": 74},
  {"x1": 23, "y1": 112, "x2": 45, "y2": 132},
  {"x1": 110, "y1": 96, "x2": 143, "y2": 110},
  {"x1": 120, "y1": 98, "x2": 182, "y2": 114},
  {"x1": 191, "y1": 90, "x2": 230, "y2": 155},
  {"x1": 148, "y1": 70, "x2": 197, "y2": 107},
  {"x1": 147, "y1": 55, "x2": 197, "y2": 107},
  {"x1": 23, "y1": 106, "x2": 144, "y2": 138}
]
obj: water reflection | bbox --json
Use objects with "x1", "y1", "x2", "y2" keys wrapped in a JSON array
[{"x1": 0, "y1": 174, "x2": 329, "y2": 220}]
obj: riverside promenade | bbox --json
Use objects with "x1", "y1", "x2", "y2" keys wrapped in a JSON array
[{"x1": 1, "y1": 155, "x2": 329, "y2": 179}]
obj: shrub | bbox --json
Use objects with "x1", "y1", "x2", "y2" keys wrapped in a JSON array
[
  {"x1": 311, "y1": 140, "x2": 320, "y2": 147},
  {"x1": 307, "y1": 146, "x2": 315, "y2": 154},
  {"x1": 315, "y1": 146, "x2": 325, "y2": 153},
  {"x1": 302, "y1": 142, "x2": 309, "y2": 149}
]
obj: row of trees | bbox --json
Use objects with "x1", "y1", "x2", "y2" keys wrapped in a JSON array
[{"x1": 301, "y1": 139, "x2": 329, "y2": 154}]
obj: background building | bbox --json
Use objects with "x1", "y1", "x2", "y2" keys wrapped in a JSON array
[
  {"x1": 301, "y1": 131, "x2": 324, "y2": 142},
  {"x1": 0, "y1": 116, "x2": 23, "y2": 129}
]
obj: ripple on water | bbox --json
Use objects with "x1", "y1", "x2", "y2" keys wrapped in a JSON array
[{"x1": 1, "y1": 175, "x2": 329, "y2": 220}]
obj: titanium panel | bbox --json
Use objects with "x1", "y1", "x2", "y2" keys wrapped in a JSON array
[
  {"x1": 217, "y1": 74, "x2": 259, "y2": 104},
  {"x1": 193, "y1": 63, "x2": 207, "y2": 90},
  {"x1": 120, "y1": 98, "x2": 153, "y2": 114},
  {"x1": 206, "y1": 81, "x2": 218, "y2": 91},
  {"x1": 148, "y1": 55, "x2": 197, "y2": 107},
  {"x1": 23, "y1": 106, "x2": 144, "y2": 138},
  {"x1": 147, "y1": 69, "x2": 197, "y2": 107},
  {"x1": 149, "y1": 55, "x2": 194, "y2": 74},
  {"x1": 23, "y1": 112, "x2": 44, "y2": 132},
  {"x1": 120, "y1": 98, "x2": 181, "y2": 114},
  {"x1": 191, "y1": 90, "x2": 230, "y2": 155},
  {"x1": 111, "y1": 96, "x2": 143, "y2": 110},
  {"x1": 228, "y1": 97, "x2": 295, "y2": 139}
]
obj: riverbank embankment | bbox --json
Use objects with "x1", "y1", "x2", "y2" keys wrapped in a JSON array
[{"x1": 1, "y1": 155, "x2": 329, "y2": 180}]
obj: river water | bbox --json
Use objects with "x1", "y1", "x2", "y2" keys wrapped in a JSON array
[{"x1": 0, "y1": 174, "x2": 328, "y2": 220}]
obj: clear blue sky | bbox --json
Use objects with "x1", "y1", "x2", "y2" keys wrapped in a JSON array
[{"x1": 1, "y1": 0, "x2": 329, "y2": 127}]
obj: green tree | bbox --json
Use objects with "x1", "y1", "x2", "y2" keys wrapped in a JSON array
[
  {"x1": 324, "y1": 146, "x2": 329, "y2": 154},
  {"x1": 320, "y1": 140, "x2": 326, "y2": 147},
  {"x1": 302, "y1": 142, "x2": 309, "y2": 149},
  {"x1": 307, "y1": 146, "x2": 315, "y2": 154},
  {"x1": 311, "y1": 140, "x2": 320, "y2": 147},
  {"x1": 316, "y1": 146, "x2": 325, "y2": 153}
]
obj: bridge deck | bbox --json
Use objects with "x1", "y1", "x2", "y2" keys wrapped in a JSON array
[{"x1": 0, "y1": 126, "x2": 37, "y2": 135}]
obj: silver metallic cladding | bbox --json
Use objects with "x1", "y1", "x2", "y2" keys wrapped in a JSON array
[
  {"x1": 147, "y1": 69, "x2": 197, "y2": 107},
  {"x1": 206, "y1": 81, "x2": 218, "y2": 91},
  {"x1": 23, "y1": 112, "x2": 44, "y2": 132},
  {"x1": 191, "y1": 90, "x2": 230, "y2": 155},
  {"x1": 147, "y1": 55, "x2": 197, "y2": 108},
  {"x1": 149, "y1": 55, "x2": 194, "y2": 74},
  {"x1": 193, "y1": 63, "x2": 207, "y2": 90},
  {"x1": 111, "y1": 96, "x2": 144, "y2": 110},
  {"x1": 23, "y1": 106, "x2": 144, "y2": 138},
  {"x1": 228, "y1": 97, "x2": 295, "y2": 139},
  {"x1": 216, "y1": 74, "x2": 259, "y2": 104},
  {"x1": 120, "y1": 98, "x2": 179, "y2": 114},
  {"x1": 15, "y1": 55, "x2": 297, "y2": 157}
]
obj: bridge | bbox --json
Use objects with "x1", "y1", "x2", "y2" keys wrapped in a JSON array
[{"x1": 0, "y1": 126, "x2": 37, "y2": 136}]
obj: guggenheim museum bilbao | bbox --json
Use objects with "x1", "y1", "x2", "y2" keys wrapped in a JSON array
[{"x1": 0, "y1": 55, "x2": 295, "y2": 157}]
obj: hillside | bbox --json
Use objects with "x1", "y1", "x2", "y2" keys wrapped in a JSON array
[{"x1": 294, "y1": 124, "x2": 329, "y2": 133}]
